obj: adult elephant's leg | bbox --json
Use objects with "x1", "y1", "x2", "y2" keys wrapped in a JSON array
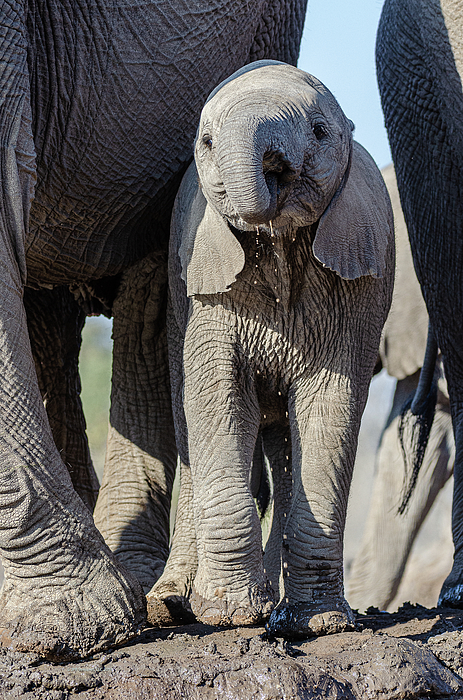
[
  {"x1": 267, "y1": 372, "x2": 362, "y2": 639},
  {"x1": 184, "y1": 334, "x2": 275, "y2": 626},
  {"x1": 348, "y1": 376, "x2": 453, "y2": 611},
  {"x1": 94, "y1": 253, "x2": 177, "y2": 593},
  {"x1": 0, "y1": 4, "x2": 145, "y2": 660},
  {"x1": 24, "y1": 286, "x2": 99, "y2": 511},
  {"x1": 376, "y1": 0, "x2": 463, "y2": 608},
  {"x1": 438, "y1": 355, "x2": 463, "y2": 606},
  {"x1": 0, "y1": 223, "x2": 145, "y2": 660},
  {"x1": 0, "y1": 274, "x2": 146, "y2": 659},
  {"x1": 424, "y1": 211, "x2": 463, "y2": 607}
]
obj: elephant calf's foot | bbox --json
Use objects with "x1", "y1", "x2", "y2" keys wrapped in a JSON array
[
  {"x1": 266, "y1": 597, "x2": 356, "y2": 640},
  {"x1": 146, "y1": 556, "x2": 198, "y2": 627},
  {"x1": 146, "y1": 580, "x2": 196, "y2": 627},
  {"x1": 190, "y1": 581, "x2": 275, "y2": 627},
  {"x1": 0, "y1": 555, "x2": 146, "y2": 661}
]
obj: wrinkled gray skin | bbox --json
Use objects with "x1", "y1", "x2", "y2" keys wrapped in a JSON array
[
  {"x1": 159, "y1": 61, "x2": 394, "y2": 639},
  {"x1": 0, "y1": 0, "x2": 307, "y2": 660},
  {"x1": 347, "y1": 165, "x2": 454, "y2": 612},
  {"x1": 377, "y1": 0, "x2": 463, "y2": 607}
]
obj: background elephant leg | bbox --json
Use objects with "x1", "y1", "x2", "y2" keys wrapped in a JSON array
[
  {"x1": 262, "y1": 424, "x2": 292, "y2": 601},
  {"x1": 347, "y1": 374, "x2": 453, "y2": 612},
  {"x1": 24, "y1": 286, "x2": 99, "y2": 512},
  {"x1": 268, "y1": 373, "x2": 361, "y2": 639},
  {"x1": 250, "y1": 431, "x2": 273, "y2": 518},
  {"x1": 94, "y1": 253, "x2": 177, "y2": 593}
]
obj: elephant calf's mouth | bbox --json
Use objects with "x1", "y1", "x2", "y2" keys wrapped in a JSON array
[{"x1": 263, "y1": 155, "x2": 299, "y2": 219}]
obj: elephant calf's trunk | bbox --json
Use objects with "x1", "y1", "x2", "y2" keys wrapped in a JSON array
[{"x1": 218, "y1": 123, "x2": 297, "y2": 225}]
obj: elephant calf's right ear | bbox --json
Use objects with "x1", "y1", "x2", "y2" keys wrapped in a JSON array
[{"x1": 176, "y1": 165, "x2": 245, "y2": 296}]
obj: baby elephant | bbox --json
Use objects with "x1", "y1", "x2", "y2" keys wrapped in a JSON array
[{"x1": 165, "y1": 60, "x2": 394, "y2": 639}]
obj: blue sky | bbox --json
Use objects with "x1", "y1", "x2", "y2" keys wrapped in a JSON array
[{"x1": 298, "y1": 0, "x2": 391, "y2": 169}]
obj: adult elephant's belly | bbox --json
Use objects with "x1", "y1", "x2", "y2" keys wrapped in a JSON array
[{"x1": 24, "y1": 0, "x2": 271, "y2": 287}]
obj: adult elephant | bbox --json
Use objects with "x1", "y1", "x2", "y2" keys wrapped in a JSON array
[
  {"x1": 347, "y1": 165, "x2": 454, "y2": 612},
  {"x1": 376, "y1": 0, "x2": 463, "y2": 607},
  {"x1": 0, "y1": 0, "x2": 307, "y2": 660}
]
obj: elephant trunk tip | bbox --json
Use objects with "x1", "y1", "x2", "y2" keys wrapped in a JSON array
[
  {"x1": 237, "y1": 171, "x2": 278, "y2": 225},
  {"x1": 239, "y1": 151, "x2": 299, "y2": 225}
]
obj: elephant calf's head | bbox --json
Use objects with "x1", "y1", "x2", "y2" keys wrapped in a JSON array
[
  {"x1": 178, "y1": 61, "x2": 392, "y2": 296},
  {"x1": 195, "y1": 60, "x2": 354, "y2": 235}
]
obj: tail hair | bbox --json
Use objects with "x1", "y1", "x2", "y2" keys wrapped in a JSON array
[{"x1": 397, "y1": 324, "x2": 439, "y2": 514}]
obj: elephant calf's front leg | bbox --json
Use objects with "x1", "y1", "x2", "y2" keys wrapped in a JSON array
[
  {"x1": 184, "y1": 351, "x2": 275, "y2": 626},
  {"x1": 267, "y1": 373, "x2": 358, "y2": 639}
]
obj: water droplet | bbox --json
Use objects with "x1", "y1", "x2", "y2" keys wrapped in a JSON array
[{"x1": 276, "y1": 298, "x2": 280, "y2": 303}]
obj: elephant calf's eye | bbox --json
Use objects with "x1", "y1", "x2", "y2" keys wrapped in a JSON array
[
  {"x1": 203, "y1": 136, "x2": 213, "y2": 149},
  {"x1": 312, "y1": 123, "x2": 327, "y2": 141}
]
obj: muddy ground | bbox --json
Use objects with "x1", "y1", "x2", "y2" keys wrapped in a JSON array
[{"x1": 4, "y1": 604, "x2": 463, "y2": 699}]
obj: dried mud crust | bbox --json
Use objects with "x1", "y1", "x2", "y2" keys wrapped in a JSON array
[{"x1": 3, "y1": 604, "x2": 463, "y2": 698}]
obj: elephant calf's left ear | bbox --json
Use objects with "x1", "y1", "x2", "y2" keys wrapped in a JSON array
[{"x1": 313, "y1": 141, "x2": 393, "y2": 279}]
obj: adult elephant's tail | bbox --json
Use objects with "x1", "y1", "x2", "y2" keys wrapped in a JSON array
[{"x1": 398, "y1": 323, "x2": 439, "y2": 513}]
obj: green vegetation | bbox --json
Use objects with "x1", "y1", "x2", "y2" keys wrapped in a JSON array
[{"x1": 79, "y1": 316, "x2": 113, "y2": 481}]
